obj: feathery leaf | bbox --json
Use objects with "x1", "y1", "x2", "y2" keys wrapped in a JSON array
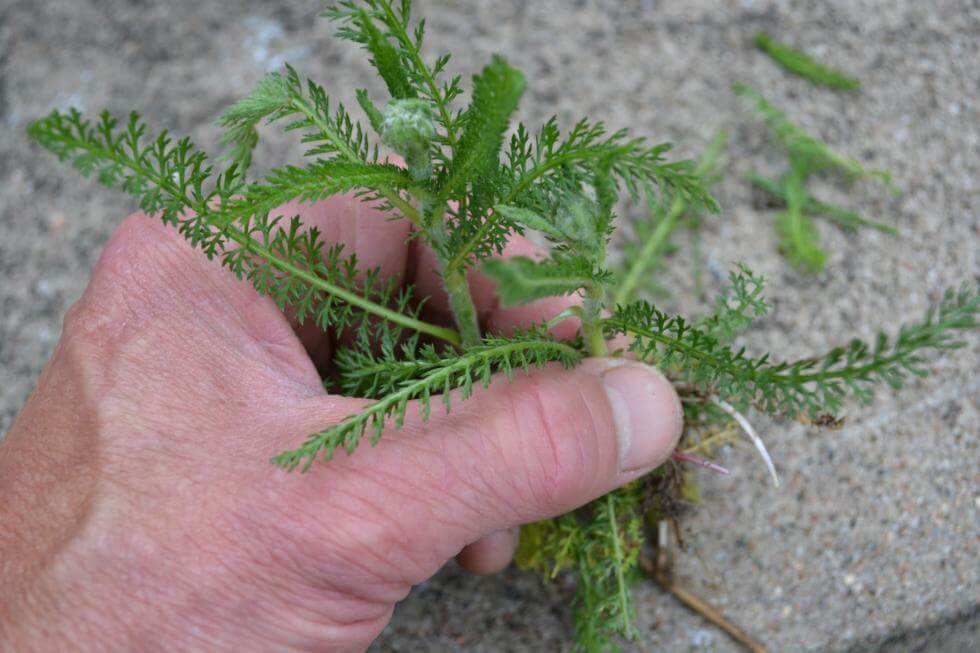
[
  {"x1": 26, "y1": 109, "x2": 457, "y2": 345},
  {"x1": 273, "y1": 331, "x2": 584, "y2": 471},
  {"x1": 606, "y1": 286, "x2": 978, "y2": 417},
  {"x1": 734, "y1": 82, "x2": 892, "y2": 187},
  {"x1": 438, "y1": 55, "x2": 525, "y2": 202},
  {"x1": 699, "y1": 264, "x2": 769, "y2": 343}
]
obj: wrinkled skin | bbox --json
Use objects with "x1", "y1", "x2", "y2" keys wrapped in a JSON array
[{"x1": 0, "y1": 196, "x2": 681, "y2": 652}]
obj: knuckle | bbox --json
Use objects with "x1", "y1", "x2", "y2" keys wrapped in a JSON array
[{"x1": 62, "y1": 214, "x2": 190, "y2": 342}]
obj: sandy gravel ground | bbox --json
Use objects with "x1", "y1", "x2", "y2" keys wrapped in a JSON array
[{"x1": 1, "y1": 1, "x2": 977, "y2": 651}]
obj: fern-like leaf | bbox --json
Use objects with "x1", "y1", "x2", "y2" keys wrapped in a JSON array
[
  {"x1": 606, "y1": 286, "x2": 978, "y2": 417},
  {"x1": 324, "y1": 0, "x2": 464, "y2": 151},
  {"x1": 748, "y1": 171, "x2": 897, "y2": 235},
  {"x1": 26, "y1": 109, "x2": 457, "y2": 344},
  {"x1": 446, "y1": 117, "x2": 719, "y2": 274},
  {"x1": 437, "y1": 55, "x2": 525, "y2": 203},
  {"x1": 774, "y1": 164, "x2": 828, "y2": 270},
  {"x1": 699, "y1": 264, "x2": 769, "y2": 343},
  {"x1": 614, "y1": 130, "x2": 727, "y2": 305},
  {"x1": 734, "y1": 82, "x2": 893, "y2": 188},
  {"x1": 345, "y1": 9, "x2": 419, "y2": 100},
  {"x1": 241, "y1": 159, "x2": 417, "y2": 215},
  {"x1": 272, "y1": 331, "x2": 584, "y2": 471},
  {"x1": 573, "y1": 485, "x2": 645, "y2": 652}
]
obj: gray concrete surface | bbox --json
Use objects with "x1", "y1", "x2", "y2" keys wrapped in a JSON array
[{"x1": 1, "y1": 0, "x2": 977, "y2": 650}]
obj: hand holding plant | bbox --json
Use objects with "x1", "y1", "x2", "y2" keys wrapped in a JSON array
[
  {"x1": 15, "y1": 1, "x2": 978, "y2": 650},
  {"x1": 0, "y1": 196, "x2": 682, "y2": 651}
]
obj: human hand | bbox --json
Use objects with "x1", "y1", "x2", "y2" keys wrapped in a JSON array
[{"x1": 0, "y1": 195, "x2": 682, "y2": 652}]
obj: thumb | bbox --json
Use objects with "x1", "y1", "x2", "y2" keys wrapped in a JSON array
[{"x1": 289, "y1": 358, "x2": 682, "y2": 580}]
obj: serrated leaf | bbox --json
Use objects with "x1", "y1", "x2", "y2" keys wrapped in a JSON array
[
  {"x1": 356, "y1": 88, "x2": 385, "y2": 134},
  {"x1": 355, "y1": 9, "x2": 418, "y2": 100},
  {"x1": 439, "y1": 55, "x2": 525, "y2": 200}
]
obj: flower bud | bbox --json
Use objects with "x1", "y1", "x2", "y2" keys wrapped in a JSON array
[{"x1": 554, "y1": 193, "x2": 602, "y2": 253}]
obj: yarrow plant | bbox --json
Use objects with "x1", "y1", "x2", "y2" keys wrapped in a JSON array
[
  {"x1": 735, "y1": 82, "x2": 899, "y2": 271},
  {"x1": 27, "y1": 2, "x2": 978, "y2": 650}
]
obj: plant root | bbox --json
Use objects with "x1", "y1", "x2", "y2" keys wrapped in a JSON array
[
  {"x1": 640, "y1": 521, "x2": 768, "y2": 653},
  {"x1": 671, "y1": 451, "x2": 730, "y2": 475},
  {"x1": 712, "y1": 398, "x2": 780, "y2": 487}
]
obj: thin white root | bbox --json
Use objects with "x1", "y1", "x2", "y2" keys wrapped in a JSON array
[{"x1": 712, "y1": 398, "x2": 780, "y2": 488}]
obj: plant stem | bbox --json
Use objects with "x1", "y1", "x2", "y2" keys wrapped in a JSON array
[
  {"x1": 615, "y1": 195, "x2": 686, "y2": 307},
  {"x1": 443, "y1": 267, "x2": 482, "y2": 348},
  {"x1": 583, "y1": 284, "x2": 608, "y2": 357},
  {"x1": 224, "y1": 225, "x2": 462, "y2": 347},
  {"x1": 639, "y1": 552, "x2": 767, "y2": 653},
  {"x1": 421, "y1": 201, "x2": 482, "y2": 349}
]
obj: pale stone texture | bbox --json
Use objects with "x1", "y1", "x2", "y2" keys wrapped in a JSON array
[{"x1": 1, "y1": 1, "x2": 976, "y2": 650}]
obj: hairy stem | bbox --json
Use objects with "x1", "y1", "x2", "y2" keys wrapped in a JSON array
[
  {"x1": 443, "y1": 267, "x2": 482, "y2": 348},
  {"x1": 583, "y1": 308, "x2": 608, "y2": 358},
  {"x1": 583, "y1": 268, "x2": 609, "y2": 357},
  {"x1": 421, "y1": 200, "x2": 482, "y2": 349}
]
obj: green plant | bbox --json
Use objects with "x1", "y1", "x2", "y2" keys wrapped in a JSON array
[
  {"x1": 735, "y1": 82, "x2": 898, "y2": 271},
  {"x1": 753, "y1": 32, "x2": 861, "y2": 90},
  {"x1": 26, "y1": 2, "x2": 978, "y2": 651}
]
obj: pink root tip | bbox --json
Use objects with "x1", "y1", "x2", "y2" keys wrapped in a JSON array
[{"x1": 671, "y1": 451, "x2": 730, "y2": 475}]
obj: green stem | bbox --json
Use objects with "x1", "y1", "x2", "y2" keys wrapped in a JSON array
[
  {"x1": 583, "y1": 284, "x2": 608, "y2": 358},
  {"x1": 614, "y1": 195, "x2": 686, "y2": 307},
  {"x1": 421, "y1": 201, "x2": 482, "y2": 349},
  {"x1": 289, "y1": 96, "x2": 421, "y2": 224},
  {"x1": 225, "y1": 225, "x2": 462, "y2": 347},
  {"x1": 443, "y1": 267, "x2": 482, "y2": 348}
]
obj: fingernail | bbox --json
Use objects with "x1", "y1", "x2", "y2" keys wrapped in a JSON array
[{"x1": 601, "y1": 362, "x2": 683, "y2": 473}]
